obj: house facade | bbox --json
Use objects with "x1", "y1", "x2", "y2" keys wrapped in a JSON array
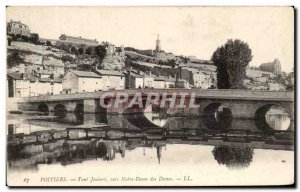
[
  {"x1": 62, "y1": 71, "x2": 102, "y2": 94},
  {"x1": 7, "y1": 72, "x2": 62, "y2": 98},
  {"x1": 7, "y1": 20, "x2": 31, "y2": 37},
  {"x1": 95, "y1": 70, "x2": 125, "y2": 91}
]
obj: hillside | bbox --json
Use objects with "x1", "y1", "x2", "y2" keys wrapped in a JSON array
[{"x1": 7, "y1": 41, "x2": 75, "y2": 77}]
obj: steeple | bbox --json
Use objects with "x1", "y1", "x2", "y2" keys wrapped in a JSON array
[{"x1": 155, "y1": 34, "x2": 161, "y2": 53}]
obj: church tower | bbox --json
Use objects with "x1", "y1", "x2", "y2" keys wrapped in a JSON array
[{"x1": 155, "y1": 34, "x2": 161, "y2": 53}]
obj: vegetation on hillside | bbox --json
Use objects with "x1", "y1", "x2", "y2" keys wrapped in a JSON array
[{"x1": 7, "y1": 50, "x2": 25, "y2": 68}]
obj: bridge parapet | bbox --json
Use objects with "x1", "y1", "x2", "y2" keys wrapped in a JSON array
[{"x1": 18, "y1": 89, "x2": 294, "y2": 103}]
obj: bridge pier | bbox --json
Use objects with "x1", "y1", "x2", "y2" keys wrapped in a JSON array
[{"x1": 84, "y1": 99, "x2": 97, "y2": 113}]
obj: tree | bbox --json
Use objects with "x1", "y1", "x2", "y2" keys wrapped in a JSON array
[
  {"x1": 60, "y1": 44, "x2": 70, "y2": 53},
  {"x1": 46, "y1": 40, "x2": 52, "y2": 46},
  {"x1": 71, "y1": 47, "x2": 78, "y2": 55},
  {"x1": 77, "y1": 64, "x2": 92, "y2": 71},
  {"x1": 78, "y1": 47, "x2": 84, "y2": 55},
  {"x1": 30, "y1": 33, "x2": 39, "y2": 44},
  {"x1": 15, "y1": 34, "x2": 22, "y2": 40},
  {"x1": 85, "y1": 47, "x2": 93, "y2": 55},
  {"x1": 167, "y1": 59, "x2": 176, "y2": 69},
  {"x1": 211, "y1": 39, "x2": 253, "y2": 89},
  {"x1": 21, "y1": 35, "x2": 29, "y2": 42},
  {"x1": 212, "y1": 147, "x2": 254, "y2": 169},
  {"x1": 7, "y1": 50, "x2": 25, "y2": 68},
  {"x1": 61, "y1": 55, "x2": 74, "y2": 63},
  {"x1": 94, "y1": 44, "x2": 107, "y2": 64}
]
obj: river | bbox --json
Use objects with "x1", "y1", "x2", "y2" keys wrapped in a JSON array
[{"x1": 6, "y1": 111, "x2": 294, "y2": 186}]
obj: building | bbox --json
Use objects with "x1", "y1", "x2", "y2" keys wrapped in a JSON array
[
  {"x1": 143, "y1": 72, "x2": 155, "y2": 88},
  {"x1": 7, "y1": 20, "x2": 31, "y2": 37},
  {"x1": 62, "y1": 71, "x2": 102, "y2": 94},
  {"x1": 29, "y1": 78, "x2": 62, "y2": 96},
  {"x1": 269, "y1": 83, "x2": 286, "y2": 91},
  {"x1": 101, "y1": 44, "x2": 126, "y2": 70},
  {"x1": 155, "y1": 34, "x2": 161, "y2": 53},
  {"x1": 153, "y1": 34, "x2": 176, "y2": 61},
  {"x1": 95, "y1": 70, "x2": 125, "y2": 91},
  {"x1": 153, "y1": 76, "x2": 166, "y2": 89},
  {"x1": 246, "y1": 69, "x2": 274, "y2": 79},
  {"x1": 57, "y1": 34, "x2": 99, "y2": 47},
  {"x1": 124, "y1": 70, "x2": 144, "y2": 89},
  {"x1": 32, "y1": 69, "x2": 53, "y2": 79},
  {"x1": 260, "y1": 58, "x2": 282, "y2": 75},
  {"x1": 178, "y1": 67, "x2": 215, "y2": 89},
  {"x1": 153, "y1": 76, "x2": 176, "y2": 89},
  {"x1": 7, "y1": 72, "x2": 62, "y2": 97},
  {"x1": 7, "y1": 72, "x2": 30, "y2": 98}
]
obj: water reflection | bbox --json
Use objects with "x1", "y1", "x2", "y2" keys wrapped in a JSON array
[
  {"x1": 7, "y1": 129, "x2": 293, "y2": 172},
  {"x1": 7, "y1": 139, "x2": 166, "y2": 170},
  {"x1": 6, "y1": 107, "x2": 294, "y2": 172},
  {"x1": 212, "y1": 147, "x2": 254, "y2": 169}
]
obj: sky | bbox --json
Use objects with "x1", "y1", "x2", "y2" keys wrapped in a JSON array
[{"x1": 6, "y1": 6, "x2": 294, "y2": 72}]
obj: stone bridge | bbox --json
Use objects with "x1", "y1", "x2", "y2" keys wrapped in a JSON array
[{"x1": 17, "y1": 89, "x2": 294, "y2": 121}]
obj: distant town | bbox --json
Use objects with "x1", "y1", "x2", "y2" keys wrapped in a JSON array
[{"x1": 7, "y1": 20, "x2": 294, "y2": 98}]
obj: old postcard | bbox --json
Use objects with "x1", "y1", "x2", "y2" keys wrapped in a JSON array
[{"x1": 6, "y1": 6, "x2": 294, "y2": 187}]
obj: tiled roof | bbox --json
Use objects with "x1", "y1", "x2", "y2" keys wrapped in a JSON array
[
  {"x1": 39, "y1": 78, "x2": 62, "y2": 83},
  {"x1": 7, "y1": 72, "x2": 23, "y2": 80},
  {"x1": 71, "y1": 70, "x2": 101, "y2": 78},
  {"x1": 96, "y1": 70, "x2": 125, "y2": 76},
  {"x1": 34, "y1": 69, "x2": 52, "y2": 75},
  {"x1": 7, "y1": 72, "x2": 61, "y2": 83}
]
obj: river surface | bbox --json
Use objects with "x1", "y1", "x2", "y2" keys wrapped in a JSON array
[{"x1": 7, "y1": 111, "x2": 294, "y2": 186}]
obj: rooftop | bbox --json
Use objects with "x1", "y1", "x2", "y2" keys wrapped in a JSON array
[
  {"x1": 7, "y1": 72, "x2": 23, "y2": 80},
  {"x1": 71, "y1": 70, "x2": 101, "y2": 78},
  {"x1": 33, "y1": 69, "x2": 53, "y2": 75},
  {"x1": 39, "y1": 78, "x2": 62, "y2": 83},
  {"x1": 7, "y1": 72, "x2": 62, "y2": 83},
  {"x1": 96, "y1": 70, "x2": 125, "y2": 76},
  {"x1": 8, "y1": 20, "x2": 28, "y2": 27},
  {"x1": 59, "y1": 34, "x2": 99, "y2": 43}
]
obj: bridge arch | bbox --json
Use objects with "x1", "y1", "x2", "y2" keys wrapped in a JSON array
[
  {"x1": 202, "y1": 103, "x2": 233, "y2": 129},
  {"x1": 54, "y1": 104, "x2": 67, "y2": 118},
  {"x1": 254, "y1": 104, "x2": 292, "y2": 132},
  {"x1": 75, "y1": 103, "x2": 84, "y2": 114},
  {"x1": 37, "y1": 103, "x2": 49, "y2": 115}
]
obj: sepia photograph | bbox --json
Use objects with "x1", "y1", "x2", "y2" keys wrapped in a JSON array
[{"x1": 5, "y1": 6, "x2": 294, "y2": 187}]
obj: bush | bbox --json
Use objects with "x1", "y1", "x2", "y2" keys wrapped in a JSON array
[
  {"x1": 21, "y1": 35, "x2": 29, "y2": 42},
  {"x1": 7, "y1": 50, "x2": 25, "y2": 68},
  {"x1": 29, "y1": 33, "x2": 39, "y2": 44},
  {"x1": 71, "y1": 47, "x2": 78, "y2": 54},
  {"x1": 78, "y1": 47, "x2": 84, "y2": 55},
  {"x1": 46, "y1": 40, "x2": 52, "y2": 46},
  {"x1": 61, "y1": 55, "x2": 74, "y2": 63},
  {"x1": 85, "y1": 47, "x2": 93, "y2": 55}
]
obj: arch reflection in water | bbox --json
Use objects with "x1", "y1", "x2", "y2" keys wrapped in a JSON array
[
  {"x1": 37, "y1": 103, "x2": 49, "y2": 115},
  {"x1": 54, "y1": 104, "x2": 67, "y2": 118},
  {"x1": 203, "y1": 103, "x2": 233, "y2": 130}
]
